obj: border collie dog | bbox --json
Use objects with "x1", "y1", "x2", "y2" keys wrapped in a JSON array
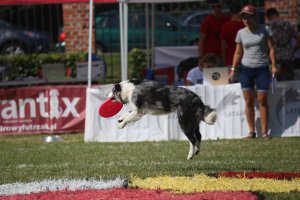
[{"x1": 108, "y1": 79, "x2": 217, "y2": 160}]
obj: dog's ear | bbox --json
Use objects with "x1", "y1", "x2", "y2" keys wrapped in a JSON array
[
  {"x1": 114, "y1": 83, "x2": 121, "y2": 92},
  {"x1": 108, "y1": 83, "x2": 121, "y2": 100}
]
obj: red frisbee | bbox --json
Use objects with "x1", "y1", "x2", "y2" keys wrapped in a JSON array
[{"x1": 99, "y1": 98, "x2": 123, "y2": 118}]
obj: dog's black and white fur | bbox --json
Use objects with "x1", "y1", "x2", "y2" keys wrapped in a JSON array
[{"x1": 108, "y1": 79, "x2": 217, "y2": 160}]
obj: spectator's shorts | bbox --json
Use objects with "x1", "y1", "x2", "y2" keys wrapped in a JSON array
[{"x1": 239, "y1": 65, "x2": 271, "y2": 92}]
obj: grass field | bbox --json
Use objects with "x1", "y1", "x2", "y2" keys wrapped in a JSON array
[{"x1": 0, "y1": 134, "x2": 299, "y2": 199}]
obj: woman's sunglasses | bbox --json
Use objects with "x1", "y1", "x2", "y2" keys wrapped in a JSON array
[{"x1": 241, "y1": 15, "x2": 254, "y2": 20}]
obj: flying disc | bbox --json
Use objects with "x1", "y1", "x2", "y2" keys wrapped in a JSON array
[{"x1": 99, "y1": 98, "x2": 123, "y2": 118}]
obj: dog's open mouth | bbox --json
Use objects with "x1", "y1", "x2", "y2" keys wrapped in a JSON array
[{"x1": 110, "y1": 96, "x2": 116, "y2": 101}]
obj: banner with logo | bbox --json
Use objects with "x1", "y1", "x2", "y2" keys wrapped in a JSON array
[
  {"x1": 0, "y1": 85, "x2": 86, "y2": 135},
  {"x1": 84, "y1": 81, "x2": 300, "y2": 142}
]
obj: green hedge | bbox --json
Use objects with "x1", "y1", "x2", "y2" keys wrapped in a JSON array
[
  {"x1": 129, "y1": 48, "x2": 147, "y2": 79},
  {"x1": 0, "y1": 51, "x2": 86, "y2": 81}
]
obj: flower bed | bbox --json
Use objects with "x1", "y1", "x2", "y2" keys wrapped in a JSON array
[
  {"x1": 131, "y1": 174, "x2": 300, "y2": 193},
  {"x1": 215, "y1": 172, "x2": 300, "y2": 180},
  {"x1": 1, "y1": 172, "x2": 299, "y2": 200},
  {"x1": 0, "y1": 189, "x2": 258, "y2": 200}
]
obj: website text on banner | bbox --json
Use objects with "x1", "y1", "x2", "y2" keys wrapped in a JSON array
[{"x1": 0, "y1": 85, "x2": 86, "y2": 135}]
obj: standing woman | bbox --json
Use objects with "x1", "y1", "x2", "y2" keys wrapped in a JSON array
[{"x1": 229, "y1": 5, "x2": 278, "y2": 140}]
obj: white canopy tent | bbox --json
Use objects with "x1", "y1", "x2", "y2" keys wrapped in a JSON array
[{"x1": 87, "y1": 0, "x2": 205, "y2": 86}]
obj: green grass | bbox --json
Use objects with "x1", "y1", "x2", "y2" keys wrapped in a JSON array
[{"x1": 0, "y1": 134, "x2": 299, "y2": 199}]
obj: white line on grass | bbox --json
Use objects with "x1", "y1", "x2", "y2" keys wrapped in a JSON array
[{"x1": 0, "y1": 178, "x2": 127, "y2": 196}]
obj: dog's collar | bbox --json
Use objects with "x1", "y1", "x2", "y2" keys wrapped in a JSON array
[
  {"x1": 115, "y1": 92, "x2": 126, "y2": 105},
  {"x1": 119, "y1": 94, "x2": 126, "y2": 105}
]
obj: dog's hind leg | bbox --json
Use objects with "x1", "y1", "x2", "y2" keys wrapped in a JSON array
[
  {"x1": 194, "y1": 126, "x2": 201, "y2": 156},
  {"x1": 195, "y1": 141, "x2": 200, "y2": 156},
  {"x1": 188, "y1": 142, "x2": 195, "y2": 160},
  {"x1": 178, "y1": 108, "x2": 201, "y2": 160},
  {"x1": 179, "y1": 124, "x2": 197, "y2": 160}
]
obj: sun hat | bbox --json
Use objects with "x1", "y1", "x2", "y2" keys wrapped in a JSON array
[{"x1": 240, "y1": 5, "x2": 256, "y2": 15}]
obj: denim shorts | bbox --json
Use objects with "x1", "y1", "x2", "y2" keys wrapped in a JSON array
[{"x1": 239, "y1": 65, "x2": 271, "y2": 92}]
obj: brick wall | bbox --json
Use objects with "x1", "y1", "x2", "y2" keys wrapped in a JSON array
[
  {"x1": 62, "y1": 3, "x2": 95, "y2": 52},
  {"x1": 265, "y1": 0, "x2": 299, "y2": 28}
]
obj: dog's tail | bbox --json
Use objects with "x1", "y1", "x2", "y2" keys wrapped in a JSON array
[{"x1": 203, "y1": 105, "x2": 217, "y2": 125}]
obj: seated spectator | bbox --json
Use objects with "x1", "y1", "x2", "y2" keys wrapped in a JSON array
[
  {"x1": 177, "y1": 57, "x2": 199, "y2": 85},
  {"x1": 186, "y1": 53, "x2": 219, "y2": 85},
  {"x1": 266, "y1": 7, "x2": 300, "y2": 81}
]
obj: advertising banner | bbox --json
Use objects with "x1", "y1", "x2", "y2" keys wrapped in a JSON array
[
  {"x1": 0, "y1": 85, "x2": 87, "y2": 135},
  {"x1": 84, "y1": 81, "x2": 300, "y2": 142}
]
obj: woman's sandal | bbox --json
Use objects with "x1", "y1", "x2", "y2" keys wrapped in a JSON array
[
  {"x1": 262, "y1": 133, "x2": 271, "y2": 141},
  {"x1": 243, "y1": 132, "x2": 256, "y2": 139}
]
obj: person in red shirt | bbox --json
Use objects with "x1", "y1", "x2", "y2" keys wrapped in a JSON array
[
  {"x1": 221, "y1": 2, "x2": 244, "y2": 66},
  {"x1": 198, "y1": 0, "x2": 230, "y2": 59}
]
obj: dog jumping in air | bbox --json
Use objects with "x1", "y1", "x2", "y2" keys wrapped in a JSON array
[{"x1": 108, "y1": 79, "x2": 217, "y2": 160}]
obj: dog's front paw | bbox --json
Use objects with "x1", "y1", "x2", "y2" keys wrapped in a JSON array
[
  {"x1": 118, "y1": 113, "x2": 129, "y2": 121},
  {"x1": 118, "y1": 121, "x2": 127, "y2": 129}
]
